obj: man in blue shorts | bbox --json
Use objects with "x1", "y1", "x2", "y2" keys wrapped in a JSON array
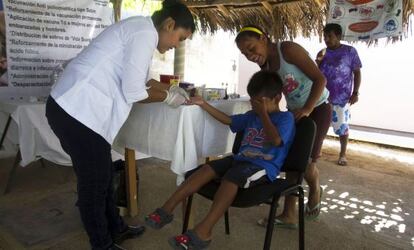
[{"x1": 316, "y1": 23, "x2": 362, "y2": 166}]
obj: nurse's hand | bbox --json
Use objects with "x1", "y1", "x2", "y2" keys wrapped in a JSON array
[
  {"x1": 163, "y1": 90, "x2": 186, "y2": 108},
  {"x1": 169, "y1": 85, "x2": 190, "y2": 101}
]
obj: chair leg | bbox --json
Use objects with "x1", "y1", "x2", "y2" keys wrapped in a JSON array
[
  {"x1": 224, "y1": 210, "x2": 230, "y2": 235},
  {"x1": 182, "y1": 195, "x2": 193, "y2": 233},
  {"x1": 298, "y1": 187, "x2": 305, "y2": 250},
  {"x1": 3, "y1": 149, "x2": 21, "y2": 195},
  {"x1": 263, "y1": 195, "x2": 280, "y2": 250}
]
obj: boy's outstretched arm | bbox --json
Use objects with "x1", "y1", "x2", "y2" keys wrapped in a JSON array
[{"x1": 190, "y1": 96, "x2": 231, "y2": 125}]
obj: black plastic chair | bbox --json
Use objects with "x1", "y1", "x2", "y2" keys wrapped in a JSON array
[{"x1": 182, "y1": 116, "x2": 316, "y2": 250}]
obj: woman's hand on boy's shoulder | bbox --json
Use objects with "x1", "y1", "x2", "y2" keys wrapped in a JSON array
[{"x1": 292, "y1": 106, "x2": 312, "y2": 121}]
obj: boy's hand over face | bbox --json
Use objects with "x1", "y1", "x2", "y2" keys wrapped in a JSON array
[{"x1": 251, "y1": 97, "x2": 268, "y2": 116}]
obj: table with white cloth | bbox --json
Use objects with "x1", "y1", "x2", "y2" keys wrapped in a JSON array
[
  {"x1": 112, "y1": 99, "x2": 250, "y2": 216},
  {"x1": 0, "y1": 100, "x2": 144, "y2": 217},
  {"x1": 113, "y1": 99, "x2": 251, "y2": 215},
  {"x1": 0, "y1": 100, "x2": 72, "y2": 197},
  {"x1": 114, "y1": 98, "x2": 251, "y2": 182},
  {"x1": 0, "y1": 100, "x2": 71, "y2": 167},
  {"x1": 0, "y1": 99, "x2": 251, "y2": 216}
]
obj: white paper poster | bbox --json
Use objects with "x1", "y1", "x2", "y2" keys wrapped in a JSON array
[
  {"x1": 327, "y1": 0, "x2": 403, "y2": 41},
  {"x1": 0, "y1": 0, "x2": 113, "y2": 100}
]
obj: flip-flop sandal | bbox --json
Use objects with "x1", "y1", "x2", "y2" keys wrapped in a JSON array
[
  {"x1": 305, "y1": 186, "x2": 323, "y2": 221},
  {"x1": 257, "y1": 218, "x2": 298, "y2": 230},
  {"x1": 168, "y1": 230, "x2": 211, "y2": 250},
  {"x1": 145, "y1": 208, "x2": 173, "y2": 229},
  {"x1": 338, "y1": 156, "x2": 348, "y2": 166}
]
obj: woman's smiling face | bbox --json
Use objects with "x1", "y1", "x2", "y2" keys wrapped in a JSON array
[{"x1": 237, "y1": 35, "x2": 268, "y2": 67}]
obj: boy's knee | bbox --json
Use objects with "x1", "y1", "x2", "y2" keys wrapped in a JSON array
[
  {"x1": 200, "y1": 164, "x2": 216, "y2": 175},
  {"x1": 186, "y1": 164, "x2": 207, "y2": 177},
  {"x1": 220, "y1": 179, "x2": 239, "y2": 189},
  {"x1": 186, "y1": 164, "x2": 216, "y2": 179}
]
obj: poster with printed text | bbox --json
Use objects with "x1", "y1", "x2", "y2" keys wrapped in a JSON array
[
  {"x1": 327, "y1": 0, "x2": 403, "y2": 41},
  {"x1": 0, "y1": 0, "x2": 113, "y2": 100}
]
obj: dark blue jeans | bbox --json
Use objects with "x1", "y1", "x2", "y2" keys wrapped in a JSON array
[{"x1": 46, "y1": 97, "x2": 126, "y2": 249}]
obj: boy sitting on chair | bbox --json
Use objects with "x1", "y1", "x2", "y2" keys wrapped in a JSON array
[{"x1": 145, "y1": 70, "x2": 295, "y2": 250}]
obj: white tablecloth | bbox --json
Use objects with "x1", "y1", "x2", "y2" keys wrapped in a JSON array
[
  {"x1": 113, "y1": 99, "x2": 251, "y2": 181},
  {"x1": 0, "y1": 100, "x2": 71, "y2": 166},
  {"x1": 0, "y1": 99, "x2": 251, "y2": 176}
]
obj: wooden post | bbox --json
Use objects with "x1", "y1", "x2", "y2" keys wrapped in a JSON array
[
  {"x1": 125, "y1": 148, "x2": 138, "y2": 217},
  {"x1": 110, "y1": 0, "x2": 123, "y2": 22},
  {"x1": 174, "y1": 41, "x2": 186, "y2": 79}
]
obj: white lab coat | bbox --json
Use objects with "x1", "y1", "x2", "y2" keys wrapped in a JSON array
[{"x1": 51, "y1": 16, "x2": 158, "y2": 144}]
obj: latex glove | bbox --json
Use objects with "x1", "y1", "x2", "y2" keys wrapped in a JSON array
[
  {"x1": 163, "y1": 90, "x2": 186, "y2": 108},
  {"x1": 169, "y1": 85, "x2": 190, "y2": 100}
]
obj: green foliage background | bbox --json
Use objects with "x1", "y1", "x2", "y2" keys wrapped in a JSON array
[{"x1": 122, "y1": 0, "x2": 161, "y2": 14}]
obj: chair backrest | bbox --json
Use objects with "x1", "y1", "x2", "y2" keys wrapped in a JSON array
[
  {"x1": 232, "y1": 116, "x2": 316, "y2": 174},
  {"x1": 232, "y1": 130, "x2": 244, "y2": 155}
]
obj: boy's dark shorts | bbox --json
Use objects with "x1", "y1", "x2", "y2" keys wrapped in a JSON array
[{"x1": 191, "y1": 156, "x2": 270, "y2": 189}]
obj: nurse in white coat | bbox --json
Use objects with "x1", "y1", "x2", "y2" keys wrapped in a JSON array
[{"x1": 45, "y1": 1, "x2": 195, "y2": 249}]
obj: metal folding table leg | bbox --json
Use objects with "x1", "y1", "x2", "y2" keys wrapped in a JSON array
[
  {"x1": 0, "y1": 115, "x2": 11, "y2": 150},
  {"x1": 3, "y1": 149, "x2": 21, "y2": 195}
]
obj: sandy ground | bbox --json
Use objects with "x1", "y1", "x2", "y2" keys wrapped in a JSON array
[{"x1": 0, "y1": 138, "x2": 413, "y2": 250}]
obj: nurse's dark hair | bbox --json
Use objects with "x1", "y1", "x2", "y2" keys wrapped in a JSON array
[
  {"x1": 152, "y1": 0, "x2": 195, "y2": 32},
  {"x1": 235, "y1": 25, "x2": 268, "y2": 44},
  {"x1": 247, "y1": 70, "x2": 283, "y2": 98},
  {"x1": 323, "y1": 23, "x2": 342, "y2": 37}
]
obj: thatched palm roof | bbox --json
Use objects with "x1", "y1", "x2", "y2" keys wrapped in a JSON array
[
  {"x1": 112, "y1": 0, "x2": 414, "y2": 41},
  {"x1": 184, "y1": 0, "x2": 328, "y2": 40},
  {"x1": 184, "y1": 0, "x2": 414, "y2": 41}
]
